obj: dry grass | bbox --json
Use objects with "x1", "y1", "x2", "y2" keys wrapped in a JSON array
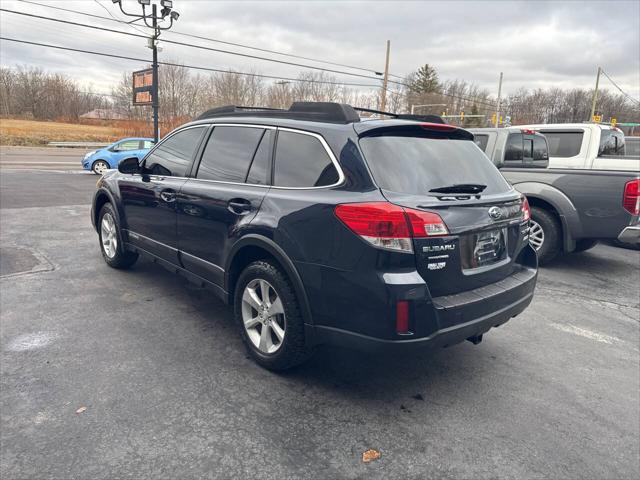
[
  {"x1": 0, "y1": 117, "x2": 193, "y2": 146},
  {"x1": 0, "y1": 119, "x2": 121, "y2": 146}
]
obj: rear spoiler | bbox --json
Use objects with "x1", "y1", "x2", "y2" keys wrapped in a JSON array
[
  {"x1": 353, "y1": 107, "x2": 446, "y2": 124},
  {"x1": 355, "y1": 122, "x2": 474, "y2": 141}
]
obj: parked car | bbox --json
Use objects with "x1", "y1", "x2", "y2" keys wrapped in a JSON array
[
  {"x1": 91, "y1": 102, "x2": 537, "y2": 370},
  {"x1": 514, "y1": 123, "x2": 640, "y2": 171},
  {"x1": 470, "y1": 127, "x2": 640, "y2": 263},
  {"x1": 82, "y1": 137, "x2": 155, "y2": 175}
]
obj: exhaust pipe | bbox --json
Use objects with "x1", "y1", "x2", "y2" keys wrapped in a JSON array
[{"x1": 467, "y1": 334, "x2": 483, "y2": 345}]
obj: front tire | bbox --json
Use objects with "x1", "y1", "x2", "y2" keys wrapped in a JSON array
[
  {"x1": 234, "y1": 260, "x2": 313, "y2": 371},
  {"x1": 529, "y1": 207, "x2": 561, "y2": 265},
  {"x1": 92, "y1": 160, "x2": 109, "y2": 175},
  {"x1": 98, "y1": 203, "x2": 138, "y2": 269}
]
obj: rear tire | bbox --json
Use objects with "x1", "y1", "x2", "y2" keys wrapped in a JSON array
[
  {"x1": 234, "y1": 260, "x2": 313, "y2": 371},
  {"x1": 98, "y1": 203, "x2": 138, "y2": 269},
  {"x1": 529, "y1": 207, "x2": 561, "y2": 265},
  {"x1": 574, "y1": 239, "x2": 598, "y2": 253}
]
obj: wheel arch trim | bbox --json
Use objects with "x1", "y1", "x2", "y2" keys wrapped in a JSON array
[
  {"x1": 225, "y1": 234, "x2": 314, "y2": 327},
  {"x1": 92, "y1": 187, "x2": 128, "y2": 250},
  {"x1": 513, "y1": 181, "x2": 582, "y2": 251}
]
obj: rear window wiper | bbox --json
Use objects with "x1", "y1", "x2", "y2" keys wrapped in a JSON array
[{"x1": 429, "y1": 183, "x2": 487, "y2": 194}]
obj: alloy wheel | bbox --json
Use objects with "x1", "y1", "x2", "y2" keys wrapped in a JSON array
[
  {"x1": 101, "y1": 213, "x2": 118, "y2": 258},
  {"x1": 241, "y1": 279, "x2": 286, "y2": 354},
  {"x1": 93, "y1": 161, "x2": 108, "y2": 175},
  {"x1": 529, "y1": 219, "x2": 545, "y2": 251}
]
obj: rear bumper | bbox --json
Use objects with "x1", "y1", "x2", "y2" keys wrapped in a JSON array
[
  {"x1": 313, "y1": 289, "x2": 533, "y2": 352},
  {"x1": 618, "y1": 226, "x2": 640, "y2": 245},
  {"x1": 312, "y1": 265, "x2": 537, "y2": 352}
]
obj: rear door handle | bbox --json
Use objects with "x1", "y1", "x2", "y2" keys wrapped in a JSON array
[
  {"x1": 228, "y1": 198, "x2": 252, "y2": 215},
  {"x1": 160, "y1": 189, "x2": 176, "y2": 203}
]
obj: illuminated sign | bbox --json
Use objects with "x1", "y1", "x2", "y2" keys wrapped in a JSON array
[{"x1": 132, "y1": 68, "x2": 154, "y2": 106}]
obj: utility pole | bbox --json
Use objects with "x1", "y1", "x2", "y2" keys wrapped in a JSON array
[
  {"x1": 494, "y1": 71, "x2": 503, "y2": 128},
  {"x1": 112, "y1": 0, "x2": 180, "y2": 142},
  {"x1": 589, "y1": 66, "x2": 601, "y2": 122},
  {"x1": 380, "y1": 40, "x2": 391, "y2": 112},
  {"x1": 151, "y1": 3, "x2": 159, "y2": 142}
]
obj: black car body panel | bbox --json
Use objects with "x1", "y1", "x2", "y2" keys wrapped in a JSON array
[{"x1": 92, "y1": 103, "x2": 537, "y2": 353}]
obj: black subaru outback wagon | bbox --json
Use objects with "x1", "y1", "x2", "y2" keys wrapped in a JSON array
[{"x1": 91, "y1": 102, "x2": 537, "y2": 370}]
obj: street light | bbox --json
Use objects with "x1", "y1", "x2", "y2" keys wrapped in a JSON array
[{"x1": 112, "y1": 0, "x2": 180, "y2": 142}]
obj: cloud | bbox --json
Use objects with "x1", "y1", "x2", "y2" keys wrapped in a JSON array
[{"x1": 1, "y1": 0, "x2": 638, "y2": 99}]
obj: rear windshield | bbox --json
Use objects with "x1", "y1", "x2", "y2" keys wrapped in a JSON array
[
  {"x1": 473, "y1": 134, "x2": 489, "y2": 152},
  {"x1": 359, "y1": 136, "x2": 511, "y2": 195}
]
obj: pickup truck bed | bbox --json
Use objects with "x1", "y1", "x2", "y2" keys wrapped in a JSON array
[{"x1": 501, "y1": 167, "x2": 639, "y2": 262}]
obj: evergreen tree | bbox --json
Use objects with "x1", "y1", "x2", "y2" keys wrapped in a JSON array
[{"x1": 411, "y1": 64, "x2": 441, "y2": 94}]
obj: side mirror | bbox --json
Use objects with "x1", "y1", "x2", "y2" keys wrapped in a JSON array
[{"x1": 118, "y1": 157, "x2": 141, "y2": 174}]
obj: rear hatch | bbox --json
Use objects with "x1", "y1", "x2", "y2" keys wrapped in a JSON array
[{"x1": 357, "y1": 123, "x2": 528, "y2": 297}]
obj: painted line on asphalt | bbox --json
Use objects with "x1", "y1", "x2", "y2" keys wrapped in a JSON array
[{"x1": 549, "y1": 322, "x2": 621, "y2": 345}]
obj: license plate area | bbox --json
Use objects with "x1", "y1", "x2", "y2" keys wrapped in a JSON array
[{"x1": 460, "y1": 228, "x2": 507, "y2": 270}]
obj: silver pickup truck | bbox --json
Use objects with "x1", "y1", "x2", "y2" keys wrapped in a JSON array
[{"x1": 469, "y1": 127, "x2": 640, "y2": 264}]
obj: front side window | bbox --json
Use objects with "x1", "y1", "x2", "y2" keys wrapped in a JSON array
[
  {"x1": 143, "y1": 127, "x2": 206, "y2": 177},
  {"x1": 274, "y1": 131, "x2": 340, "y2": 187},
  {"x1": 197, "y1": 126, "x2": 265, "y2": 183},
  {"x1": 542, "y1": 131, "x2": 584, "y2": 157}
]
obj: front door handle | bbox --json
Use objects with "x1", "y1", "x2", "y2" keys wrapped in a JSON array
[
  {"x1": 160, "y1": 189, "x2": 176, "y2": 203},
  {"x1": 228, "y1": 198, "x2": 252, "y2": 215}
]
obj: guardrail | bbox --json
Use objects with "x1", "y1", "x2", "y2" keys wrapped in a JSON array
[{"x1": 47, "y1": 141, "x2": 108, "y2": 148}]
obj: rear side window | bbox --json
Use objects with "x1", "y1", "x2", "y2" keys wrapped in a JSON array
[
  {"x1": 533, "y1": 136, "x2": 548, "y2": 161},
  {"x1": 197, "y1": 126, "x2": 265, "y2": 183},
  {"x1": 598, "y1": 129, "x2": 625, "y2": 156},
  {"x1": 542, "y1": 131, "x2": 584, "y2": 157},
  {"x1": 117, "y1": 140, "x2": 140, "y2": 151},
  {"x1": 504, "y1": 134, "x2": 523, "y2": 162},
  {"x1": 142, "y1": 141, "x2": 155, "y2": 149},
  {"x1": 473, "y1": 134, "x2": 489, "y2": 152},
  {"x1": 274, "y1": 131, "x2": 339, "y2": 187},
  {"x1": 246, "y1": 130, "x2": 272, "y2": 185},
  {"x1": 359, "y1": 136, "x2": 511, "y2": 195},
  {"x1": 144, "y1": 127, "x2": 206, "y2": 177}
]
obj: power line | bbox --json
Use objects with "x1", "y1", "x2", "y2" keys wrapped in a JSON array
[
  {"x1": 91, "y1": 0, "x2": 147, "y2": 36},
  {"x1": 15, "y1": 0, "x2": 406, "y2": 80},
  {"x1": 0, "y1": 36, "x2": 383, "y2": 88},
  {"x1": 1, "y1": 8, "x2": 404, "y2": 85},
  {"x1": 600, "y1": 69, "x2": 640, "y2": 106}
]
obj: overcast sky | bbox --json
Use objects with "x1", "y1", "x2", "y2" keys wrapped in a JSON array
[{"x1": 1, "y1": 0, "x2": 639, "y2": 101}]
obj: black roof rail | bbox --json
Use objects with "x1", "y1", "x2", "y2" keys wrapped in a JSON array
[
  {"x1": 196, "y1": 102, "x2": 360, "y2": 124},
  {"x1": 352, "y1": 106, "x2": 446, "y2": 124}
]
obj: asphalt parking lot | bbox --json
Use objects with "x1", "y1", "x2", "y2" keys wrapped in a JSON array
[{"x1": 1, "y1": 164, "x2": 639, "y2": 479}]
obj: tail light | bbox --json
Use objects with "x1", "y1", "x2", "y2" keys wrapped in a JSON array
[
  {"x1": 334, "y1": 202, "x2": 449, "y2": 253},
  {"x1": 521, "y1": 196, "x2": 531, "y2": 221},
  {"x1": 623, "y1": 179, "x2": 640, "y2": 215}
]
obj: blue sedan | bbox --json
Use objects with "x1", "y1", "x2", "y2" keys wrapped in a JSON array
[{"x1": 82, "y1": 137, "x2": 155, "y2": 175}]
